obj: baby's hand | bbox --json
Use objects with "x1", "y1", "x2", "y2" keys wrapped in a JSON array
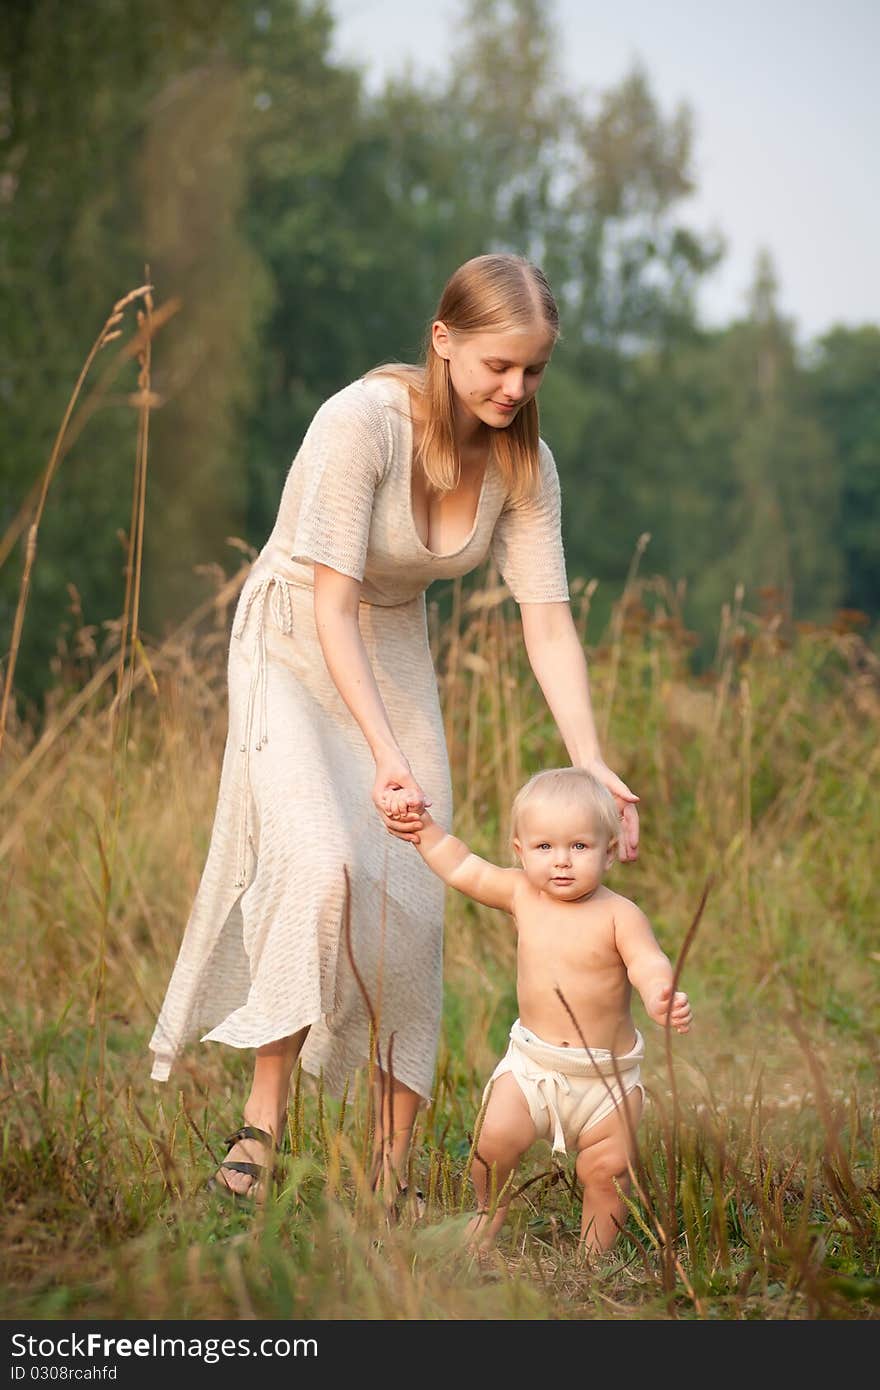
[
  {"x1": 647, "y1": 985, "x2": 692, "y2": 1034},
  {"x1": 382, "y1": 788, "x2": 426, "y2": 821}
]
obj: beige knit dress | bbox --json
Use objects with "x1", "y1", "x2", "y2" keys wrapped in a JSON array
[{"x1": 148, "y1": 374, "x2": 569, "y2": 1100}]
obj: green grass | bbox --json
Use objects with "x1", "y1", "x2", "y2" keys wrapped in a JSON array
[{"x1": 2, "y1": 570, "x2": 879, "y2": 1319}]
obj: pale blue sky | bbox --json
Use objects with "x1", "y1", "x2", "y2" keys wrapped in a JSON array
[{"x1": 328, "y1": 0, "x2": 880, "y2": 342}]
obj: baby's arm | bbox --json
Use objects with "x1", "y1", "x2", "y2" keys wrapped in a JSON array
[
  {"x1": 414, "y1": 813, "x2": 521, "y2": 915},
  {"x1": 614, "y1": 899, "x2": 692, "y2": 1034}
]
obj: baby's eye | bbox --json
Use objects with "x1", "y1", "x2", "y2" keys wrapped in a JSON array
[
  {"x1": 572, "y1": 842, "x2": 587, "y2": 850},
  {"x1": 536, "y1": 842, "x2": 551, "y2": 851}
]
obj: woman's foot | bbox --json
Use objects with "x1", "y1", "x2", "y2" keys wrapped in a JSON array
[
  {"x1": 388, "y1": 1184, "x2": 427, "y2": 1224},
  {"x1": 211, "y1": 1122, "x2": 279, "y2": 1204}
]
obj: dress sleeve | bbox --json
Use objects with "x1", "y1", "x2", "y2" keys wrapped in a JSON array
[
  {"x1": 291, "y1": 383, "x2": 390, "y2": 581},
  {"x1": 490, "y1": 439, "x2": 570, "y2": 603}
]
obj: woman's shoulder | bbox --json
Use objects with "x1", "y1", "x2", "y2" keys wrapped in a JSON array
[
  {"x1": 536, "y1": 436, "x2": 562, "y2": 492},
  {"x1": 537, "y1": 435, "x2": 557, "y2": 466},
  {"x1": 311, "y1": 373, "x2": 409, "y2": 437}
]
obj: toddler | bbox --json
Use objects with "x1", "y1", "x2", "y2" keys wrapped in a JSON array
[{"x1": 384, "y1": 767, "x2": 692, "y2": 1254}]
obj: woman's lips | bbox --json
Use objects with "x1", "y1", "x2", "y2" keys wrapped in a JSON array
[{"x1": 490, "y1": 400, "x2": 518, "y2": 412}]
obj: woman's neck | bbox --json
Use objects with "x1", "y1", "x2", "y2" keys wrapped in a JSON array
[
  {"x1": 451, "y1": 397, "x2": 487, "y2": 451},
  {"x1": 407, "y1": 381, "x2": 490, "y2": 473}
]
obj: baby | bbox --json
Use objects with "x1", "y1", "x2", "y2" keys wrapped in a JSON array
[{"x1": 384, "y1": 767, "x2": 692, "y2": 1254}]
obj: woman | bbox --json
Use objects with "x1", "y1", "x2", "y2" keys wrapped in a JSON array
[{"x1": 148, "y1": 253, "x2": 639, "y2": 1203}]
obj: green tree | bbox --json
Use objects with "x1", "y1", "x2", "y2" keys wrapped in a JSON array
[
  {"x1": 0, "y1": 2, "x2": 344, "y2": 696},
  {"x1": 633, "y1": 253, "x2": 843, "y2": 642},
  {"x1": 6, "y1": 0, "x2": 871, "y2": 713},
  {"x1": 808, "y1": 324, "x2": 880, "y2": 621},
  {"x1": 396, "y1": 1, "x2": 722, "y2": 613},
  {"x1": 2, "y1": 3, "x2": 261, "y2": 687}
]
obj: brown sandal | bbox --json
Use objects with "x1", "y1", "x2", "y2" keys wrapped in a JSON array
[{"x1": 209, "y1": 1124, "x2": 278, "y2": 1205}]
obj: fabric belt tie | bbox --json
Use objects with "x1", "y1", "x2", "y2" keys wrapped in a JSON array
[{"x1": 232, "y1": 573, "x2": 295, "y2": 888}]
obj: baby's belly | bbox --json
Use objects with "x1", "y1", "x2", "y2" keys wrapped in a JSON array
[{"x1": 517, "y1": 983, "x2": 635, "y2": 1054}]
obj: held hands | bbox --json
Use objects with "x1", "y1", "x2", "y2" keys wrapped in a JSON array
[
  {"x1": 646, "y1": 984, "x2": 692, "y2": 1034},
  {"x1": 582, "y1": 757, "x2": 640, "y2": 863},
  {"x1": 372, "y1": 754, "x2": 430, "y2": 845}
]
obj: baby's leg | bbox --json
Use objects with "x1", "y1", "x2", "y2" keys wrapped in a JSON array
[
  {"x1": 575, "y1": 1086, "x2": 643, "y2": 1256},
  {"x1": 467, "y1": 1072, "x2": 536, "y2": 1249}
]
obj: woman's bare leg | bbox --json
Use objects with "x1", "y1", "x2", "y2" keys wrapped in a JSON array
[
  {"x1": 370, "y1": 1072, "x2": 422, "y2": 1210},
  {"x1": 214, "y1": 1027, "x2": 309, "y2": 1198}
]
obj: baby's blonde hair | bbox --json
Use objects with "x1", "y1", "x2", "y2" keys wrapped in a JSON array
[{"x1": 510, "y1": 767, "x2": 620, "y2": 853}]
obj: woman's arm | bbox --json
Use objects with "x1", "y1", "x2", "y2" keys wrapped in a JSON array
[
  {"x1": 313, "y1": 563, "x2": 427, "y2": 842},
  {"x1": 519, "y1": 600, "x2": 640, "y2": 860}
]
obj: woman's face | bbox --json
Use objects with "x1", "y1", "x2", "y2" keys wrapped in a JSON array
[{"x1": 432, "y1": 320, "x2": 555, "y2": 432}]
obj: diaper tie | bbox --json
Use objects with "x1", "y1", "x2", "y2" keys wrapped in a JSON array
[
  {"x1": 232, "y1": 573, "x2": 295, "y2": 888},
  {"x1": 534, "y1": 1070, "x2": 572, "y2": 1156}
]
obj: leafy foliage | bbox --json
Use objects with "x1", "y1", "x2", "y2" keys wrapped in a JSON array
[{"x1": 2, "y1": 0, "x2": 877, "y2": 709}]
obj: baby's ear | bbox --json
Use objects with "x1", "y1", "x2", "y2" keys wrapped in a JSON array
[
  {"x1": 512, "y1": 837, "x2": 523, "y2": 865},
  {"x1": 605, "y1": 836, "x2": 618, "y2": 867}
]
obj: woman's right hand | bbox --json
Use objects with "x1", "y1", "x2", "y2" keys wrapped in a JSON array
[{"x1": 372, "y1": 753, "x2": 431, "y2": 844}]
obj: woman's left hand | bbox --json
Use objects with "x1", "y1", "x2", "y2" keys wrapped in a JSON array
[{"x1": 582, "y1": 758, "x2": 640, "y2": 863}]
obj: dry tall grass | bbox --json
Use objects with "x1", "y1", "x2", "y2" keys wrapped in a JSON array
[{"x1": 1, "y1": 294, "x2": 878, "y2": 1319}]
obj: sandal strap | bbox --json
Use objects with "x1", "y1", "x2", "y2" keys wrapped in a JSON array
[
  {"x1": 223, "y1": 1124, "x2": 277, "y2": 1149},
  {"x1": 219, "y1": 1160, "x2": 265, "y2": 1178}
]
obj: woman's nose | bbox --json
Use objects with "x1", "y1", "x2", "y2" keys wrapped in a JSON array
[{"x1": 502, "y1": 370, "x2": 526, "y2": 401}]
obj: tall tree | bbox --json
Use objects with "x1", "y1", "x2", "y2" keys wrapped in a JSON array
[
  {"x1": 631, "y1": 253, "x2": 843, "y2": 641},
  {"x1": 369, "y1": 1, "x2": 722, "y2": 611},
  {"x1": 1, "y1": 1, "x2": 349, "y2": 694},
  {"x1": 808, "y1": 324, "x2": 880, "y2": 621},
  {"x1": 5, "y1": 0, "x2": 873, "y2": 711}
]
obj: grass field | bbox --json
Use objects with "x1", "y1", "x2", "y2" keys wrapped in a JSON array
[
  {"x1": 2, "y1": 296, "x2": 878, "y2": 1319},
  {"x1": 2, "y1": 560, "x2": 878, "y2": 1320}
]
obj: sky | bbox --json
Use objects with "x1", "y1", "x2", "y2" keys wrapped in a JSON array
[{"x1": 328, "y1": 0, "x2": 880, "y2": 342}]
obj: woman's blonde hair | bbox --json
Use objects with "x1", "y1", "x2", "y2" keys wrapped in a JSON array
[
  {"x1": 366, "y1": 253, "x2": 559, "y2": 503},
  {"x1": 510, "y1": 768, "x2": 620, "y2": 854}
]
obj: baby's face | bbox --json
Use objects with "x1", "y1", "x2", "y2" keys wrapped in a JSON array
[{"x1": 513, "y1": 801, "x2": 615, "y2": 902}]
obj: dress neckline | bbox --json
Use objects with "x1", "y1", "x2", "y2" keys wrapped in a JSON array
[{"x1": 398, "y1": 381, "x2": 491, "y2": 560}]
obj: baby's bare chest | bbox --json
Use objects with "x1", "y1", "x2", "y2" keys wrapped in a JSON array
[{"x1": 516, "y1": 913, "x2": 621, "y2": 978}]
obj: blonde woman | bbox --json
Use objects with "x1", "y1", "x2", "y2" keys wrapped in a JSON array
[{"x1": 148, "y1": 253, "x2": 640, "y2": 1205}]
